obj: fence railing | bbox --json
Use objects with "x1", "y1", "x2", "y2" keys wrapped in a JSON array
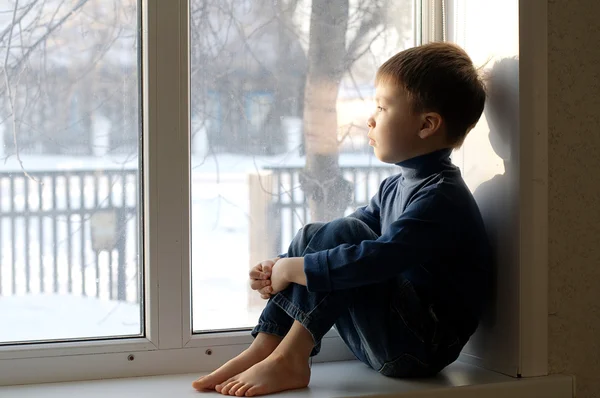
[{"x1": 0, "y1": 169, "x2": 140, "y2": 303}]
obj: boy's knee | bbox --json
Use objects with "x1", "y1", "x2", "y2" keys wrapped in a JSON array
[
  {"x1": 328, "y1": 217, "x2": 366, "y2": 230},
  {"x1": 290, "y1": 218, "x2": 377, "y2": 255},
  {"x1": 327, "y1": 217, "x2": 378, "y2": 245}
]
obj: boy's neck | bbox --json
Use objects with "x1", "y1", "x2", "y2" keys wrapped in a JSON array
[{"x1": 396, "y1": 147, "x2": 454, "y2": 180}]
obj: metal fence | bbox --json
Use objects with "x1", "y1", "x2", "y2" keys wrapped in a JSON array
[
  {"x1": 266, "y1": 165, "x2": 398, "y2": 254},
  {"x1": 0, "y1": 169, "x2": 140, "y2": 303}
]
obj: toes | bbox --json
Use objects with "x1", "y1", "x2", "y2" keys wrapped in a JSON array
[
  {"x1": 216, "y1": 377, "x2": 233, "y2": 393},
  {"x1": 236, "y1": 383, "x2": 251, "y2": 396},
  {"x1": 228, "y1": 382, "x2": 243, "y2": 396},
  {"x1": 220, "y1": 380, "x2": 237, "y2": 395},
  {"x1": 245, "y1": 386, "x2": 259, "y2": 397},
  {"x1": 192, "y1": 375, "x2": 212, "y2": 390},
  {"x1": 218, "y1": 383, "x2": 228, "y2": 395}
]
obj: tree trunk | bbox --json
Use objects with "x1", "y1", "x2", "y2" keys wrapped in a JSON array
[{"x1": 301, "y1": 0, "x2": 353, "y2": 222}]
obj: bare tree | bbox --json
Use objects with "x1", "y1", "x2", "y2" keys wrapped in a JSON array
[{"x1": 300, "y1": 0, "x2": 389, "y2": 221}]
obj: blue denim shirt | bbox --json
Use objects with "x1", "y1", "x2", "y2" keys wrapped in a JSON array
[{"x1": 303, "y1": 148, "x2": 491, "y2": 333}]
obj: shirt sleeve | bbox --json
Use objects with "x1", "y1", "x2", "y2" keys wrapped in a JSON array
[{"x1": 303, "y1": 187, "x2": 458, "y2": 292}]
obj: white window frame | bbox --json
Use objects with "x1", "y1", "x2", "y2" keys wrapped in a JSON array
[{"x1": 0, "y1": 0, "x2": 548, "y2": 386}]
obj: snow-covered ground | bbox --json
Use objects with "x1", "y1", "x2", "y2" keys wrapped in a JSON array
[{"x1": 0, "y1": 294, "x2": 141, "y2": 343}]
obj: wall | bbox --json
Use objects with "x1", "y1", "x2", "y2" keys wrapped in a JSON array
[{"x1": 548, "y1": 1, "x2": 600, "y2": 397}]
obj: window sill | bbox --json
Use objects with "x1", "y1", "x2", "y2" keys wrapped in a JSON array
[{"x1": 0, "y1": 360, "x2": 572, "y2": 398}]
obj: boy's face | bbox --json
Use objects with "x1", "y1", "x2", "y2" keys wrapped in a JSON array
[{"x1": 367, "y1": 82, "x2": 424, "y2": 164}]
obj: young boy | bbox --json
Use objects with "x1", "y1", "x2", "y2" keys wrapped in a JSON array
[{"x1": 193, "y1": 42, "x2": 490, "y2": 397}]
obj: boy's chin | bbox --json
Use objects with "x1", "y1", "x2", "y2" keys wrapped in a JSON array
[
  {"x1": 373, "y1": 149, "x2": 402, "y2": 164},
  {"x1": 373, "y1": 154, "x2": 390, "y2": 164}
]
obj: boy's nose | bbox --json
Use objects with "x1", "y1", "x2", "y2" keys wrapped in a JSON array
[{"x1": 367, "y1": 116, "x2": 375, "y2": 128}]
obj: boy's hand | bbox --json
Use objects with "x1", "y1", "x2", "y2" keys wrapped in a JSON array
[
  {"x1": 263, "y1": 257, "x2": 307, "y2": 296},
  {"x1": 267, "y1": 258, "x2": 292, "y2": 295},
  {"x1": 249, "y1": 257, "x2": 307, "y2": 299},
  {"x1": 249, "y1": 258, "x2": 278, "y2": 300}
]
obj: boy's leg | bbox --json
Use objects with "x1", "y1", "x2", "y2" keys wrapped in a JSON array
[
  {"x1": 210, "y1": 219, "x2": 384, "y2": 395},
  {"x1": 218, "y1": 320, "x2": 313, "y2": 396},
  {"x1": 251, "y1": 217, "x2": 380, "y2": 355},
  {"x1": 193, "y1": 217, "x2": 377, "y2": 391},
  {"x1": 192, "y1": 332, "x2": 283, "y2": 391},
  {"x1": 333, "y1": 276, "x2": 446, "y2": 378},
  {"x1": 250, "y1": 218, "x2": 446, "y2": 381},
  {"x1": 216, "y1": 280, "x2": 444, "y2": 396},
  {"x1": 252, "y1": 271, "x2": 445, "y2": 382}
]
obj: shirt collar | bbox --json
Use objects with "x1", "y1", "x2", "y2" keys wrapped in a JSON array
[{"x1": 396, "y1": 148, "x2": 454, "y2": 180}]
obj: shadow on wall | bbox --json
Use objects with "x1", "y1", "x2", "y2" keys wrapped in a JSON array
[{"x1": 471, "y1": 57, "x2": 520, "y2": 346}]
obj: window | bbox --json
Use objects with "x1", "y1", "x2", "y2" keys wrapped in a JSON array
[
  {"x1": 0, "y1": 0, "x2": 545, "y2": 386},
  {"x1": 0, "y1": 0, "x2": 142, "y2": 345}
]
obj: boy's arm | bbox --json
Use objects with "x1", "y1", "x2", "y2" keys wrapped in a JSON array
[{"x1": 302, "y1": 188, "x2": 459, "y2": 292}]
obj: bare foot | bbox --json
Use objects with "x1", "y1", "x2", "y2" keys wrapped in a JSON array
[
  {"x1": 192, "y1": 334, "x2": 281, "y2": 391},
  {"x1": 216, "y1": 352, "x2": 311, "y2": 397}
]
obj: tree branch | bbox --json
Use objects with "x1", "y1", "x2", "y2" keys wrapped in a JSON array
[
  {"x1": 0, "y1": 0, "x2": 36, "y2": 44},
  {"x1": 344, "y1": 6, "x2": 384, "y2": 67},
  {"x1": 2, "y1": 0, "x2": 37, "y2": 181},
  {"x1": 7, "y1": 0, "x2": 92, "y2": 76}
]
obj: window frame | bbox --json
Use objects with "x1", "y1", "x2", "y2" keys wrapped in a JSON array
[{"x1": 0, "y1": 0, "x2": 548, "y2": 386}]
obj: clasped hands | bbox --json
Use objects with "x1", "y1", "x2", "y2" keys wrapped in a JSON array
[{"x1": 249, "y1": 257, "x2": 306, "y2": 299}]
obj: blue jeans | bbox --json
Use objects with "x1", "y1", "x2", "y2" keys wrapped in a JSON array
[{"x1": 252, "y1": 218, "x2": 464, "y2": 377}]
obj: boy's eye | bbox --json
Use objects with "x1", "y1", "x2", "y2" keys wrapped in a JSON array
[{"x1": 377, "y1": 106, "x2": 384, "y2": 112}]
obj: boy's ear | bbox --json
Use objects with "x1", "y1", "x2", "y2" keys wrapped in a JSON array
[{"x1": 418, "y1": 112, "x2": 443, "y2": 139}]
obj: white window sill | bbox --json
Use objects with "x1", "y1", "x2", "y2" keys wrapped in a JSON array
[{"x1": 0, "y1": 360, "x2": 572, "y2": 398}]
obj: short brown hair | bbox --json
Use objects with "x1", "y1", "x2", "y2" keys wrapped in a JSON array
[{"x1": 376, "y1": 42, "x2": 486, "y2": 147}]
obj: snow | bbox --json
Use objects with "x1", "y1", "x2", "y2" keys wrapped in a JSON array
[{"x1": 0, "y1": 294, "x2": 141, "y2": 343}]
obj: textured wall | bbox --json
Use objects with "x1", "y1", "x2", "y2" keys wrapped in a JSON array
[{"x1": 548, "y1": 1, "x2": 600, "y2": 396}]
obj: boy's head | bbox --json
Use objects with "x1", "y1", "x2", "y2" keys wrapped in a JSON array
[{"x1": 367, "y1": 42, "x2": 486, "y2": 164}]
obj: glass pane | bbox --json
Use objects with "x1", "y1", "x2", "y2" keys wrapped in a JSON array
[
  {"x1": 190, "y1": 0, "x2": 416, "y2": 332},
  {"x1": 0, "y1": 0, "x2": 142, "y2": 344}
]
